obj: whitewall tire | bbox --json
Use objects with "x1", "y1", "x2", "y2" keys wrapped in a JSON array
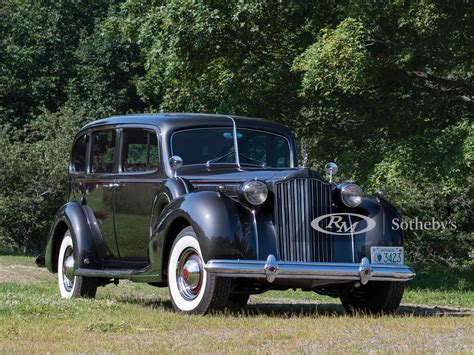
[
  {"x1": 57, "y1": 230, "x2": 97, "y2": 299},
  {"x1": 168, "y1": 226, "x2": 231, "y2": 314}
]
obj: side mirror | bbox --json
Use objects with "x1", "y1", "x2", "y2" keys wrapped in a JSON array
[
  {"x1": 169, "y1": 155, "x2": 183, "y2": 177},
  {"x1": 324, "y1": 162, "x2": 338, "y2": 183}
]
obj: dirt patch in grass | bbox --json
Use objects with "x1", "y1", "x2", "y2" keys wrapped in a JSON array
[{"x1": 0, "y1": 263, "x2": 53, "y2": 284}]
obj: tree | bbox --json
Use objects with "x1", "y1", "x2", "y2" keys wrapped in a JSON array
[
  {"x1": 112, "y1": 0, "x2": 337, "y2": 125},
  {"x1": 67, "y1": 4, "x2": 145, "y2": 118},
  {"x1": 0, "y1": 0, "x2": 116, "y2": 127},
  {"x1": 0, "y1": 0, "x2": 472, "y2": 262},
  {"x1": 293, "y1": 2, "x2": 473, "y2": 263}
]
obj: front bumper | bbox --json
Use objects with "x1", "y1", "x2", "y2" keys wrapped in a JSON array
[{"x1": 205, "y1": 255, "x2": 415, "y2": 285}]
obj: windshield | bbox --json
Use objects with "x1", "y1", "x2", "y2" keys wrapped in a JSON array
[{"x1": 171, "y1": 128, "x2": 291, "y2": 168}]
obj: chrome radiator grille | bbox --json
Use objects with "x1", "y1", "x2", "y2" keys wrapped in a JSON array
[{"x1": 274, "y1": 178, "x2": 333, "y2": 262}]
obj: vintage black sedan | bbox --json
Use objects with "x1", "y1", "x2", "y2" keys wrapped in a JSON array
[{"x1": 45, "y1": 113, "x2": 415, "y2": 314}]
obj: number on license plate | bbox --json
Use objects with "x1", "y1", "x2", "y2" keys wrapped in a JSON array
[{"x1": 370, "y1": 247, "x2": 404, "y2": 265}]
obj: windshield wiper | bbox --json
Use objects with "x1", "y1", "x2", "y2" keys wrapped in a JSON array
[
  {"x1": 206, "y1": 151, "x2": 266, "y2": 168},
  {"x1": 239, "y1": 153, "x2": 266, "y2": 167},
  {"x1": 206, "y1": 116, "x2": 268, "y2": 169},
  {"x1": 206, "y1": 151, "x2": 234, "y2": 168}
]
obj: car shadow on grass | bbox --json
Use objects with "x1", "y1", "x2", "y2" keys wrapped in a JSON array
[
  {"x1": 239, "y1": 302, "x2": 472, "y2": 318},
  {"x1": 113, "y1": 295, "x2": 473, "y2": 318}
]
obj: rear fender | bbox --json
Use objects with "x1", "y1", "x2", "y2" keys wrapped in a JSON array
[{"x1": 45, "y1": 202, "x2": 102, "y2": 272}]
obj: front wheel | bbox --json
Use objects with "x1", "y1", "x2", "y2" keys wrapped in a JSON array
[
  {"x1": 340, "y1": 281, "x2": 405, "y2": 315},
  {"x1": 226, "y1": 293, "x2": 250, "y2": 310},
  {"x1": 57, "y1": 230, "x2": 97, "y2": 299},
  {"x1": 168, "y1": 226, "x2": 231, "y2": 314}
]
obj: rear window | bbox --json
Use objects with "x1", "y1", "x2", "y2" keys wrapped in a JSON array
[
  {"x1": 121, "y1": 129, "x2": 159, "y2": 172},
  {"x1": 71, "y1": 134, "x2": 88, "y2": 173},
  {"x1": 91, "y1": 130, "x2": 116, "y2": 174}
]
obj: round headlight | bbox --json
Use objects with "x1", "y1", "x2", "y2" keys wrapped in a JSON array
[
  {"x1": 240, "y1": 180, "x2": 268, "y2": 205},
  {"x1": 340, "y1": 182, "x2": 363, "y2": 208}
]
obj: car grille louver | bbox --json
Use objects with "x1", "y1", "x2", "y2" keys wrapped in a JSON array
[{"x1": 274, "y1": 178, "x2": 333, "y2": 262}]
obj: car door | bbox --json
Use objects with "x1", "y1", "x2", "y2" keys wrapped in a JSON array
[
  {"x1": 113, "y1": 127, "x2": 161, "y2": 261},
  {"x1": 84, "y1": 128, "x2": 120, "y2": 259}
]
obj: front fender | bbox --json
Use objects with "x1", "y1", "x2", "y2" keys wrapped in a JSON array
[
  {"x1": 332, "y1": 197, "x2": 403, "y2": 262},
  {"x1": 45, "y1": 202, "x2": 101, "y2": 272},
  {"x1": 148, "y1": 191, "x2": 258, "y2": 279}
]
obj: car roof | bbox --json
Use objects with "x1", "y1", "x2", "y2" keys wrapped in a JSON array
[{"x1": 80, "y1": 112, "x2": 294, "y2": 137}]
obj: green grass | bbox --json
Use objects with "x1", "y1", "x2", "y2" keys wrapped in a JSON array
[{"x1": 0, "y1": 256, "x2": 472, "y2": 353}]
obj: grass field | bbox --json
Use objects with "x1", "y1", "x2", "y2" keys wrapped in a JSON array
[{"x1": 0, "y1": 255, "x2": 473, "y2": 353}]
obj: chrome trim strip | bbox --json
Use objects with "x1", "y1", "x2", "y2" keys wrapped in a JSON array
[
  {"x1": 178, "y1": 176, "x2": 189, "y2": 193},
  {"x1": 238, "y1": 203, "x2": 260, "y2": 260},
  {"x1": 348, "y1": 213, "x2": 355, "y2": 263},
  {"x1": 205, "y1": 255, "x2": 415, "y2": 283},
  {"x1": 251, "y1": 209, "x2": 259, "y2": 259}
]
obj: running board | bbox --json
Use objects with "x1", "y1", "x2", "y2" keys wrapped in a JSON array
[{"x1": 75, "y1": 267, "x2": 149, "y2": 279}]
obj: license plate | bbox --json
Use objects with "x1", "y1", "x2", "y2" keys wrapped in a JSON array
[{"x1": 371, "y1": 247, "x2": 404, "y2": 265}]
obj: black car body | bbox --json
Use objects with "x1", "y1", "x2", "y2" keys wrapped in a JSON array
[{"x1": 45, "y1": 113, "x2": 415, "y2": 314}]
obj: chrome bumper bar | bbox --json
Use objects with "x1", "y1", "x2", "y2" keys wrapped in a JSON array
[{"x1": 205, "y1": 255, "x2": 415, "y2": 285}]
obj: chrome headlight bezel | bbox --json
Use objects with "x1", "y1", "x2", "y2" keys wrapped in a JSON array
[
  {"x1": 338, "y1": 182, "x2": 364, "y2": 208},
  {"x1": 239, "y1": 180, "x2": 268, "y2": 206}
]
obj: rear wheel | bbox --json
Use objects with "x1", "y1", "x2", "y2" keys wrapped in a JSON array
[
  {"x1": 340, "y1": 281, "x2": 405, "y2": 315},
  {"x1": 57, "y1": 230, "x2": 97, "y2": 299},
  {"x1": 168, "y1": 226, "x2": 231, "y2": 314}
]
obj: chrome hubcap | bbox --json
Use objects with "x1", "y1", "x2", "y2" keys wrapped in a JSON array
[
  {"x1": 177, "y1": 249, "x2": 203, "y2": 300},
  {"x1": 62, "y1": 246, "x2": 75, "y2": 291},
  {"x1": 64, "y1": 255, "x2": 75, "y2": 280}
]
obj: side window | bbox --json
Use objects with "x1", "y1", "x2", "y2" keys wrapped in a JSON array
[
  {"x1": 122, "y1": 129, "x2": 159, "y2": 172},
  {"x1": 71, "y1": 134, "x2": 88, "y2": 173},
  {"x1": 91, "y1": 130, "x2": 116, "y2": 173}
]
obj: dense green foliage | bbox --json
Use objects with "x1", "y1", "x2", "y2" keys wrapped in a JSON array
[
  {"x1": 0, "y1": 1, "x2": 472, "y2": 263},
  {"x1": 0, "y1": 109, "x2": 85, "y2": 252}
]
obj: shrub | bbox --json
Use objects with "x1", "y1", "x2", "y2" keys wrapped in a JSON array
[{"x1": 0, "y1": 108, "x2": 86, "y2": 253}]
